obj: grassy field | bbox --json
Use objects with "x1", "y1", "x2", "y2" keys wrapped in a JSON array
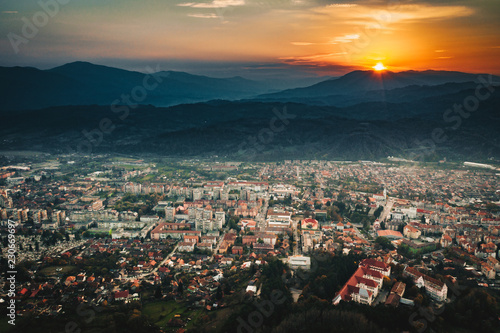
[
  {"x1": 143, "y1": 300, "x2": 189, "y2": 327},
  {"x1": 142, "y1": 300, "x2": 208, "y2": 330}
]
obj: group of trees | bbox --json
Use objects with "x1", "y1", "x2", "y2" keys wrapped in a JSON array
[
  {"x1": 374, "y1": 236, "x2": 395, "y2": 250},
  {"x1": 269, "y1": 194, "x2": 293, "y2": 207},
  {"x1": 113, "y1": 193, "x2": 163, "y2": 216},
  {"x1": 300, "y1": 253, "x2": 362, "y2": 301},
  {"x1": 373, "y1": 206, "x2": 384, "y2": 219}
]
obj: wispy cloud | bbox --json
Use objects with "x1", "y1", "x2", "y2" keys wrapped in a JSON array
[
  {"x1": 326, "y1": 4, "x2": 358, "y2": 8},
  {"x1": 2, "y1": 11, "x2": 18, "y2": 14},
  {"x1": 280, "y1": 52, "x2": 348, "y2": 64},
  {"x1": 334, "y1": 34, "x2": 360, "y2": 43},
  {"x1": 188, "y1": 13, "x2": 219, "y2": 18},
  {"x1": 314, "y1": 3, "x2": 475, "y2": 24},
  {"x1": 179, "y1": 0, "x2": 245, "y2": 8},
  {"x1": 291, "y1": 42, "x2": 314, "y2": 46}
]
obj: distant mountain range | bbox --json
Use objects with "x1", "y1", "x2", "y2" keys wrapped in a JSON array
[
  {"x1": 1, "y1": 62, "x2": 499, "y2": 161},
  {"x1": 255, "y1": 70, "x2": 500, "y2": 107},
  {"x1": 0, "y1": 62, "x2": 265, "y2": 110},
  {"x1": 2, "y1": 62, "x2": 499, "y2": 111},
  {"x1": 0, "y1": 61, "x2": 330, "y2": 111},
  {"x1": 1, "y1": 89, "x2": 499, "y2": 161}
]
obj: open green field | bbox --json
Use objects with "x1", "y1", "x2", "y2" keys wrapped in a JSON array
[
  {"x1": 143, "y1": 300, "x2": 187, "y2": 327},
  {"x1": 143, "y1": 300, "x2": 206, "y2": 329}
]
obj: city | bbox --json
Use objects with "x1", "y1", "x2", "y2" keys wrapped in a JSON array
[
  {"x1": 2, "y1": 1, "x2": 500, "y2": 331},
  {"x1": 1, "y1": 154, "x2": 499, "y2": 332}
]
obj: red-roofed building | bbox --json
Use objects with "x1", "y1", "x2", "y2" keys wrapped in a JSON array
[
  {"x1": 359, "y1": 258, "x2": 391, "y2": 277},
  {"x1": 377, "y1": 229, "x2": 404, "y2": 240},
  {"x1": 404, "y1": 267, "x2": 447, "y2": 302},
  {"x1": 333, "y1": 259, "x2": 387, "y2": 306},
  {"x1": 301, "y1": 218, "x2": 319, "y2": 230},
  {"x1": 440, "y1": 234, "x2": 452, "y2": 248},
  {"x1": 114, "y1": 290, "x2": 129, "y2": 301},
  {"x1": 403, "y1": 225, "x2": 421, "y2": 239}
]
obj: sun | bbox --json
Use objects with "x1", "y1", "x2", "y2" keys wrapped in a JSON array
[{"x1": 373, "y1": 62, "x2": 386, "y2": 71}]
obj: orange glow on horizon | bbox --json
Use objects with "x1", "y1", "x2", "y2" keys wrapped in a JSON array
[{"x1": 373, "y1": 63, "x2": 387, "y2": 71}]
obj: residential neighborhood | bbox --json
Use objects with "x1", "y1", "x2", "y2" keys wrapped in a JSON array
[{"x1": 1, "y1": 156, "x2": 499, "y2": 332}]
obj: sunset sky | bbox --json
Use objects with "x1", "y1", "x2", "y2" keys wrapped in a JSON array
[{"x1": 1, "y1": 0, "x2": 499, "y2": 78}]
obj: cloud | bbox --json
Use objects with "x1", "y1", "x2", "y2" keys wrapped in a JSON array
[
  {"x1": 334, "y1": 34, "x2": 360, "y2": 43},
  {"x1": 188, "y1": 13, "x2": 219, "y2": 18},
  {"x1": 313, "y1": 3, "x2": 475, "y2": 24},
  {"x1": 291, "y1": 42, "x2": 314, "y2": 45},
  {"x1": 178, "y1": 0, "x2": 245, "y2": 8},
  {"x1": 280, "y1": 52, "x2": 348, "y2": 64},
  {"x1": 2, "y1": 11, "x2": 18, "y2": 14},
  {"x1": 326, "y1": 3, "x2": 358, "y2": 8}
]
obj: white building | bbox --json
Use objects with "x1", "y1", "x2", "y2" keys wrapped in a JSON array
[{"x1": 288, "y1": 256, "x2": 311, "y2": 270}]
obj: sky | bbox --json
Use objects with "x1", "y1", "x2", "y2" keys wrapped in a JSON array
[{"x1": 0, "y1": 0, "x2": 499, "y2": 78}]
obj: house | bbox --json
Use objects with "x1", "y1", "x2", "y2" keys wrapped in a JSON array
[
  {"x1": 301, "y1": 218, "x2": 319, "y2": 230},
  {"x1": 385, "y1": 293, "x2": 401, "y2": 307},
  {"x1": 223, "y1": 233, "x2": 237, "y2": 245},
  {"x1": 254, "y1": 232, "x2": 277, "y2": 245},
  {"x1": 220, "y1": 257, "x2": 233, "y2": 265},
  {"x1": 232, "y1": 246, "x2": 244, "y2": 255},
  {"x1": 486, "y1": 256, "x2": 500, "y2": 272},
  {"x1": 151, "y1": 223, "x2": 201, "y2": 240},
  {"x1": 218, "y1": 241, "x2": 230, "y2": 254},
  {"x1": 390, "y1": 282, "x2": 406, "y2": 298},
  {"x1": 359, "y1": 258, "x2": 391, "y2": 277},
  {"x1": 201, "y1": 235, "x2": 218, "y2": 244},
  {"x1": 253, "y1": 243, "x2": 274, "y2": 252},
  {"x1": 178, "y1": 242, "x2": 195, "y2": 252},
  {"x1": 403, "y1": 225, "x2": 421, "y2": 239},
  {"x1": 266, "y1": 208, "x2": 292, "y2": 228},
  {"x1": 481, "y1": 263, "x2": 496, "y2": 280},
  {"x1": 333, "y1": 266, "x2": 382, "y2": 306},
  {"x1": 197, "y1": 242, "x2": 213, "y2": 251},
  {"x1": 440, "y1": 234, "x2": 452, "y2": 248},
  {"x1": 246, "y1": 285, "x2": 257, "y2": 294},
  {"x1": 404, "y1": 267, "x2": 447, "y2": 302},
  {"x1": 114, "y1": 290, "x2": 129, "y2": 301},
  {"x1": 242, "y1": 235, "x2": 257, "y2": 245},
  {"x1": 288, "y1": 255, "x2": 311, "y2": 270},
  {"x1": 333, "y1": 259, "x2": 387, "y2": 306},
  {"x1": 184, "y1": 235, "x2": 199, "y2": 244}
]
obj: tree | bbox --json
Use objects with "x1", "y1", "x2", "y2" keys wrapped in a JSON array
[
  {"x1": 215, "y1": 285, "x2": 223, "y2": 300},
  {"x1": 155, "y1": 285, "x2": 162, "y2": 299},
  {"x1": 383, "y1": 276, "x2": 393, "y2": 289},
  {"x1": 374, "y1": 206, "x2": 384, "y2": 219},
  {"x1": 177, "y1": 281, "x2": 184, "y2": 294},
  {"x1": 375, "y1": 237, "x2": 394, "y2": 250}
]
